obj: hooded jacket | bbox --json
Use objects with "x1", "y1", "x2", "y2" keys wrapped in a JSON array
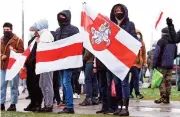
[
  {"x1": 110, "y1": 4, "x2": 138, "y2": 40},
  {"x1": 153, "y1": 27, "x2": 177, "y2": 69},
  {"x1": 133, "y1": 30, "x2": 146, "y2": 68},
  {"x1": 55, "y1": 10, "x2": 79, "y2": 41}
]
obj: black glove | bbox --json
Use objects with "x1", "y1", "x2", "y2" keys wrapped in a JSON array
[{"x1": 166, "y1": 17, "x2": 173, "y2": 26}]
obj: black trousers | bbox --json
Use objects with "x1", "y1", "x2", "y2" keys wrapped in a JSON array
[
  {"x1": 98, "y1": 70, "x2": 108, "y2": 110},
  {"x1": 26, "y1": 67, "x2": 43, "y2": 107},
  {"x1": 71, "y1": 71, "x2": 81, "y2": 95},
  {"x1": 53, "y1": 71, "x2": 61, "y2": 104}
]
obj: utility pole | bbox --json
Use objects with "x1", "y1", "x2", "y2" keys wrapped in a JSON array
[{"x1": 22, "y1": 0, "x2": 24, "y2": 41}]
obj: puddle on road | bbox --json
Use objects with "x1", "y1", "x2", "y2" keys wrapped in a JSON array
[{"x1": 130, "y1": 107, "x2": 180, "y2": 113}]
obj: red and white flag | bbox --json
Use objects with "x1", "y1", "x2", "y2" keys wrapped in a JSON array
[
  {"x1": 154, "y1": 11, "x2": 169, "y2": 31},
  {"x1": 6, "y1": 40, "x2": 35, "y2": 81},
  {"x1": 81, "y1": 3, "x2": 141, "y2": 80},
  {"x1": 35, "y1": 33, "x2": 83, "y2": 74}
]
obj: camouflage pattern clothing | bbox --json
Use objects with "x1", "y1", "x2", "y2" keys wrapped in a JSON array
[{"x1": 158, "y1": 68, "x2": 172, "y2": 96}]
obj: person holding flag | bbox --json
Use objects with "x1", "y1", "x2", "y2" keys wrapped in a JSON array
[
  {"x1": 55, "y1": 10, "x2": 79, "y2": 114},
  {"x1": 32, "y1": 19, "x2": 54, "y2": 112},
  {"x1": 24, "y1": 26, "x2": 43, "y2": 112},
  {"x1": 109, "y1": 4, "x2": 139, "y2": 116},
  {"x1": 0, "y1": 22, "x2": 24, "y2": 111}
]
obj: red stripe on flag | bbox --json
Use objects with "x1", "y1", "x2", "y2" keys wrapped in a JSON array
[
  {"x1": 22, "y1": 47, "x2": 31, "y2": 56},
  {"x1": 7, "y1": 58, "x2": 16, "y2": 69},
  {"x1": 155, "y1": 12, "x2": 163, "y2": 29},
  {"x1": 108, "y1": 39, "x2": 137, "y2": 68},
  {"x1": 36, "y1": 43, "x2": 83, "y2": 63}
]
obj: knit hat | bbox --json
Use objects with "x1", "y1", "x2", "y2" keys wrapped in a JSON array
[{"x1": 31, "y1": 19, "x2": 48, "y2": 31}]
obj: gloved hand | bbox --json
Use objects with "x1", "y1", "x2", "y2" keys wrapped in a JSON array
[{"x1": 166, "y1": 17, "x2": 173, "y2": 26}]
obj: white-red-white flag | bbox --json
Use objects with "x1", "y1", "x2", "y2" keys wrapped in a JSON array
[
  {"x1": 81, "y1": 3, "x2": 141, "y2": 80},
  {"x1": 154, "y1": 11, "x2": 168, "y2": 31},
  {"x1": 5, "y1": 40, "x2": 35, "y2": 81},
  {"x1": 35, "y1": 33, "x2": 83, "y2": 74}
]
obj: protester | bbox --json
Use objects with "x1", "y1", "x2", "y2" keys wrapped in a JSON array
[
  {"x1": 55, "y1": 10, "x2": 79, "y2": 114},
  {"x1": 0, "y1": 22, "x2": 24, "y2": 111},
  {"x1": 24, "y1": 26, "x2": 43, "y2": 112},
  {"x1": 130, "y1": 30, "x2": 146, "y2": 99},
  {"x1": 153, "y1": 27, "x2": 177, "y2": 104},
  {"x1": 110, "y1": 4, "x2": 139, "y2": 116},
  {"x1": 95, "y1": 58, "x2": 110, "y2": 114},
  {"x1": 31, "y1": 19, "x2": 54, "y2": 112},
  {"x1": 79, "y1": 50, "x2": 99, "y2": 106}
]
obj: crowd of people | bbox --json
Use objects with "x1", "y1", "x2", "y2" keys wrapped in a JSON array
[{"x1": 1, "y1": 3, "x2": 180, "y2": 116}]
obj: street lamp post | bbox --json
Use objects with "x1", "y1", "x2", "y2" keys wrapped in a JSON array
[{"x1": 22, "y1": 0, "x2": 24, "y2": 41}]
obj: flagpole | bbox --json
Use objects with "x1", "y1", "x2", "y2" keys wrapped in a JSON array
[{"x1": 22, "y1": 0, "x2": 24, "y2": 41}]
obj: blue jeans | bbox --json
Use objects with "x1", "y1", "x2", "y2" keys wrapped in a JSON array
[
  {"x1": 0, "y1": 70, "x2": 19, "y2": 104},
  {"x1": 130, "y1": 66, "x2": 140, "y2": 95},
  {"x1": 139, "y1": 68, "x2": 144, "y2": 83},
  {"x1": 60, "y1": 70, "x2": 73, "y2": 109},
  {"x1": 107, "y1": 71, "x2": 122, "y2": 111},
  {"x1": 20, "y1": 79, "x2": 27, "y2": 89},
  {"x1": 122, "y1": 72, "x2": 130, "y2": 99},
  {"x1": 85, "y1": 63, "x2": 98, "y2": 98}
]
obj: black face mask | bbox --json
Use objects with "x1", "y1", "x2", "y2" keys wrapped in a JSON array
[
  {"x1": 115, "y1": 13, "x2": 125, "y2": 20},
  {"x1": 58, "y1": 18, "x2": 67, "y2": 26},
  {"x1": 3, "y1": 31, "x2": 13, "y2": 38}
]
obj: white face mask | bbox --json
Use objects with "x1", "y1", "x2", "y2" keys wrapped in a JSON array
[
  {"x1": 137, "y1": 34, "x2": 141, "y2": 39},
  {"x1": 29, "y1": 31, "x2": 35, "y2": 38}
]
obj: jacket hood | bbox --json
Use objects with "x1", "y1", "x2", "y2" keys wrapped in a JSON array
[
  {"x1": 57, "y1": 10, "x2": 71, "y2": 26},
  {"x1": 31, "y1": 19, "x2": 48, "y2": 31},
  {"x1": 161, "y1": 27, "x2": 174, "y2": 43},
  {"x1": 110, "y1": 4, "x2": 129, "y2": 25}
]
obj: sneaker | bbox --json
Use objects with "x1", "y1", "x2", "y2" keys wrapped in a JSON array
[
  {"x1": 118, "y1": 109, "x2": 129, "y2": 116},
  {"x1": 39, "y1": 106, "x2": 53, "y2": 112},
  {"x1": 31, "y1": 104, "x2": 41, "y2": 112},
  {"x1": 92, "y1": 97, "x2": 99, "y2": 105},
  {"x1": 57, "y1": 107, "x2": 74, "y2": 114},
  {"x1": 79, "y1": 98, "x2": 92, "y2": 106},
  {"x1": 57, "y1": 101, "x2": 66, "y2": 107},
  {"x1": 7, "y1": 104, "x2": 16, "y2": 111},
  {"x1": 130, "y1": 94, "x2": 134, "y2": 98},
  {"x1": 154, "y1": 97, "x2": 165, "y2": 104},
  {"x1": 163, "y1": 96, "x2": 170, "y2": 104},
  {"x1": 103, "y1": 109, "x2": 115, "y2": 114},
  {"x1": 24, "y1": 103, "x2": 34, "y2": 111},
  {"x1": 136, "y1": 94, "x2": 144, "y2": 99},
  {"x1": 96, "y1": 109, "x2": 107, "y2": 114},
  {"x1": 113, "y1": 108, "x2": 122, "y2": 115},
  {"x1": 73, "y1": 93, "x2": 80, "y2": 99},
  {"x1": 1, "y1": 104, "x2": 5, "y2": 111}
]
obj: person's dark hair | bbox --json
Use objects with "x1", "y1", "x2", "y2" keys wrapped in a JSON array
[{"x1": 3, "y1": 22, "x2": 13, "y2": 30}]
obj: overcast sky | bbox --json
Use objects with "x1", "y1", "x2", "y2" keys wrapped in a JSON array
[{"x1": 0, "y1": 0, "x2": 180, "y2": 51}]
